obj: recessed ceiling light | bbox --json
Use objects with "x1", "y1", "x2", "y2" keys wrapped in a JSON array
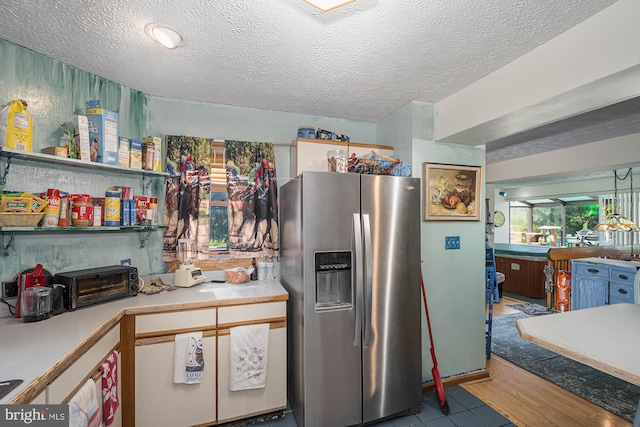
[
  {"x1": 305, "y1": 0, "x2": 356, "y2": 12},
  {"x1": 145, "y1": 24, "x2": 182, "y2": 50}
]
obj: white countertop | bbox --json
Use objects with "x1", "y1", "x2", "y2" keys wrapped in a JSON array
[
  {"x1": 572, "y1": 257, "x2": 640, "y2": 269},
  {"x1": 0, "y1": 278, "x2": 287, "y2": 403},
  {"x1": 517, "y1": 303, "x2": 640, "y2": 387}
]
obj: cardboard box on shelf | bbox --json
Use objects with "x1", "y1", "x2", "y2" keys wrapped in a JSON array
[
  {"x1": 75, "y1": 115, "x2": 91, "y2": 161},
  {"x1": 0, "y1": 99, "x2": 33, "y2": 152},
  {"x1": 41, "y1": 146, "x2": 68, "y2": 157},
  {"x1": 143, "y1": 136, "x2": 163, "y2": 172},
  {"x1": 86, "y1": 107, "x2": 119, "y2": 165},
  {"x1": 129, "y1": 139, "x2": 142, "y2": 169},
  {"x1": 118, "y1": 137, "x2": 130, "y2": 167}
]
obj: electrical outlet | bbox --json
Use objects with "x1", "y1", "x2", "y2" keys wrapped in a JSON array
[
  {"x1": 120, "y1": 259, "x2": 132, "y2": 266},
  {"x1": 2, "y1": 282, "x2": 18, "y2": 300},
  {"x1": 445, "y1": 236, "x2": 460, "y2": 250}
]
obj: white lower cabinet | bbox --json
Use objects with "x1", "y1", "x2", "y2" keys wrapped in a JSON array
[
  {"x1": 217, "y1": 302, "x2": 287, "y2": 423},
  {"x1": 42, "y1": 325, "x2": 121, "y2": 426},
  {"x1": 135, "y1": 335, "x2": 217, "y2": 427},
  {"x1": 217, "y1": 327, "x2": 287, "y2": 423},
  {"x1": 47, "y1": 325, "x2": 120, "y2": 404}
]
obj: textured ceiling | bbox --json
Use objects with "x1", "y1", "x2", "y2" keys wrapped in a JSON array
[{"x1": 0, "y1": 0, "x2": 618, "y2": 124}]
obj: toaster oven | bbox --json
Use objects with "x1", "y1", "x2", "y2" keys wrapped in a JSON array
[{"x1": 53, "y1": 265, "x2": 139, "y2": 311}]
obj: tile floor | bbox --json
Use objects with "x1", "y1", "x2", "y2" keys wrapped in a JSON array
[{"x1": 253, "y1": 386, "x2": 515, "y2": 427}]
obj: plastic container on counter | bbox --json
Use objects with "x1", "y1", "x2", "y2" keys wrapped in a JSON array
[{"x1": 327, "y1": 149, "x2": 348, "y2": 173}]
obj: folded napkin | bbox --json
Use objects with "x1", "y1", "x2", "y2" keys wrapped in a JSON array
[
  {"x1": 99, "y1": 351, "x2": 120, "y2": 426},
  {"x1": 69, "y1": 378, "x2": 102, "y2": 427},
  {"x1": 173, "y1": 332, "x2": 205, "y2": 384},
  {"x1": 229, "y1": 323, "x2": 269, "y2": 391}
]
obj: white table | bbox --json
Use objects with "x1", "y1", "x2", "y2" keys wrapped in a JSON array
[{"x1": 517, "y1": 303, "x2": 640, "y2": 426}]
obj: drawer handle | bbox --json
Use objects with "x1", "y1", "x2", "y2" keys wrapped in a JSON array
[
  {"x1": 587, "y1": 268, "x2": 600, "y2": 274},
  {"x1": 618, "y1": 289, "x2": 628, "y2": 295},
  {"x1": 618, "y1": 274, "x2": 629, "y2": 280}
]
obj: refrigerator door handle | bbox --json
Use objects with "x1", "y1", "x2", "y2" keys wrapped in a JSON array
[
  {"x1": 353, "y1": 213, "x2": 363, "y2": 347},
  {"x1": 362, "y1": 213, "x2": 373, "y2": 347}
]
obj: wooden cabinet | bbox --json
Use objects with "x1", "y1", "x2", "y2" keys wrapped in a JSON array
[
  {"x1": 217, "y1": 302, "x2": 287, "y2": 423},
  {"x1": 571, "y1": 259, "x2": 637, "y2": 310},
  {"x1": 134, "y1": 308, "x2": 217, "y2": 427},
  {"x1": 292, "y1": 138, "x2": 394, "y2": 175},
  {"x1": 495, "y1": 255, "x2": 547, "y2": 299}
]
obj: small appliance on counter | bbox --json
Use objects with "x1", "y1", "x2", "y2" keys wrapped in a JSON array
[
  {"x1": 20, "y1": 286, "x2": 52, "y2": 322},
  {"x1": 53, "y1": 265, "x2": 138, "y2": 310},
  {"x1": 174, "y1": 239, "x2": 206, "y2": 287}
]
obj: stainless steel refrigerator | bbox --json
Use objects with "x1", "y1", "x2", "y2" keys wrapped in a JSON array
[{"x1": 280, "y1": 171, "x2": 422, "y2": 427}]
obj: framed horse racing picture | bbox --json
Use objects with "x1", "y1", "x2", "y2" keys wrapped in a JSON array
[{"x1": 423, "y1": 162, "x2": 482, "y2": 221}]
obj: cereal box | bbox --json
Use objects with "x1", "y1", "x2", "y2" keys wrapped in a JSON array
[
  {"x1": 143, "y1": 136, "x2": 163, "y2": 172},
  {"x1": 129, "y1": 139, "x2": 142, "y2": 169},
  {"x1": 75, "y1": 114, "x2": 91, "y2": 161},
  {"x1": 86, "y1": 107, "x2": 119, "y2": 165},
  {"x1": 118, "y1": 137, "x2": 130, "y2": 167}
]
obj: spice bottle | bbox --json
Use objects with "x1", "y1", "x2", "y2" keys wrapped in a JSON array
[{"x1": 250, "y1": 258, "x2": 258, "y2": 281}]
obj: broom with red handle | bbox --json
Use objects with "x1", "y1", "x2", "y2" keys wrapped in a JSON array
[{"x1": 421, "y1": 274, "x2": 450, "y2": 415}]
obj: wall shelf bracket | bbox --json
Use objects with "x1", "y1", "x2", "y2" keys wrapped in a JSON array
[
  {"x1": 142, "y1": 175, "x2": 152, "y2": 194},
  {"x1": 0, "y1": 153, "x2": 12, "y2": 186},
  {"x1": 2, "y1": 232, "x2": 15, "y2": 257},
  {"x1": 139, "y1": 230, "x2": 152, "y2": 248}
]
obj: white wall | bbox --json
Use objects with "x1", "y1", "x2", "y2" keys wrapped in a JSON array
[{"x1": 435, "y1": 0, "x2": 640, "y2": 145}]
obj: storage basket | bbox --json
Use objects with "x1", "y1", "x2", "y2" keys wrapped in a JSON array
[
  {"x1": 347, "y1": 151, "x2": 412, "y2": 177},
  {"x1": 0, "y1": 212, "x2": 45, "y2": 227}
]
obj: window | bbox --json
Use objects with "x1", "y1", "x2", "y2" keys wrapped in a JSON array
[
  {"x1": 209, "y1": 141, "x2": 228, "y2": 252},
  {"x1": 508, "y1": 198, "x2": 599, "y2": 246}
]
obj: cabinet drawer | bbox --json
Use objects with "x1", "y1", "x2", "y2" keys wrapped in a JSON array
[
  {"x1": 574, "y1": 263, "x2": 609, "y2": 279},
  {"x1": 609, "y1": 282, "x2": 634, "y2": 303},
  {"x1": 610, "y1": 268, "x2": 636, "y2": 284},
  {"x1": 136, "y1": 308, "x2": 216, "y2": 334},
  {"x1": 218, "y1": 301, "x2": 286, "y2": 324}
]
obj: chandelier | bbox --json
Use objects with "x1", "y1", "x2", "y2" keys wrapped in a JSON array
[{"x1": 595, "y1": 168, "x2": 640, "y2": 232}]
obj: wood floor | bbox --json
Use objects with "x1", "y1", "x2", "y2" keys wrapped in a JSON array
[{"x1": 462, "y1": 296, "x2": 632, "y2": 426}]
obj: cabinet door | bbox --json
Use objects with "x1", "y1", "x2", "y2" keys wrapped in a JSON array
[
  {"x1": 295, "y1": 139, "x2": 348, "y2": 174},
  {"x1": 47, "y1": 325, "x2": 120, "y2": 403},
  {"x1": 135, "y1": 336, "x2": 216, "y2": 427},
  {"x1": 217, "y1": 302, "x2": 287, "y2": 423},
  {"x1": 217, "y1": 327, "x2": 286, "y2": 423},
  {"x1": 572, "y1": 276, "x2": 608, "y2": 310}
]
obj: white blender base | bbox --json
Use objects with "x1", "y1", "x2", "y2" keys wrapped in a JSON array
[{"x1": 174, "y1": 268, "x2": 207, "y2": 287}]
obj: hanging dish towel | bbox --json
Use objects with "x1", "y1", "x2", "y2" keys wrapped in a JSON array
[
  {"x1": 69, "y1": 378, "x2": 102, "y2": 427},
  {"x1": 173, "y1": 332, "x2": 205, "y2": 384},
  {"x1": 99, "y1": 351, "x2": 120, "y2": 426},
  {"x1": 229, "y1": 323, "x2": 270, "y2": 391}
]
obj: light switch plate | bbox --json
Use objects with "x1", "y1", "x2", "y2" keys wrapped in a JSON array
[{"x1": 445, "y1": 236, "x2": 460, "y2": 250}]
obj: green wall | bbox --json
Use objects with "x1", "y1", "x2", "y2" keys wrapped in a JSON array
[
  {"x1": 378, "y1": 102, "x2": 487, "y2": 382},
  {"x1": 1, "y1": 39, "x2": 487, "y2": 384}
]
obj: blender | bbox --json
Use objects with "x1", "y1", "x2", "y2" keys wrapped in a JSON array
[{"x1": 174, "y1": 239, "x2": 206, "y2": 287}]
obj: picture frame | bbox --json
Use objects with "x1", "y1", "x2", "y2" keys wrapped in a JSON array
[{"x1": 423, "y1": 162, "x2": 482, "y2": 221}]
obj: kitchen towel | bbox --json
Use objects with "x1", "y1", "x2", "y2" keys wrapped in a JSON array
[
  {"x1": 99, "y1": 351, "x2": 119, "y2": 426},
  {"x1": 173, "y1": 332, "x2": 205, "y2": 384},
  {"x1": 69, "y1": 378, "x2": 102, "y2": 427},
  {"x1": 229, "y1": 323, "x2": 269, "y2": 391}
]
